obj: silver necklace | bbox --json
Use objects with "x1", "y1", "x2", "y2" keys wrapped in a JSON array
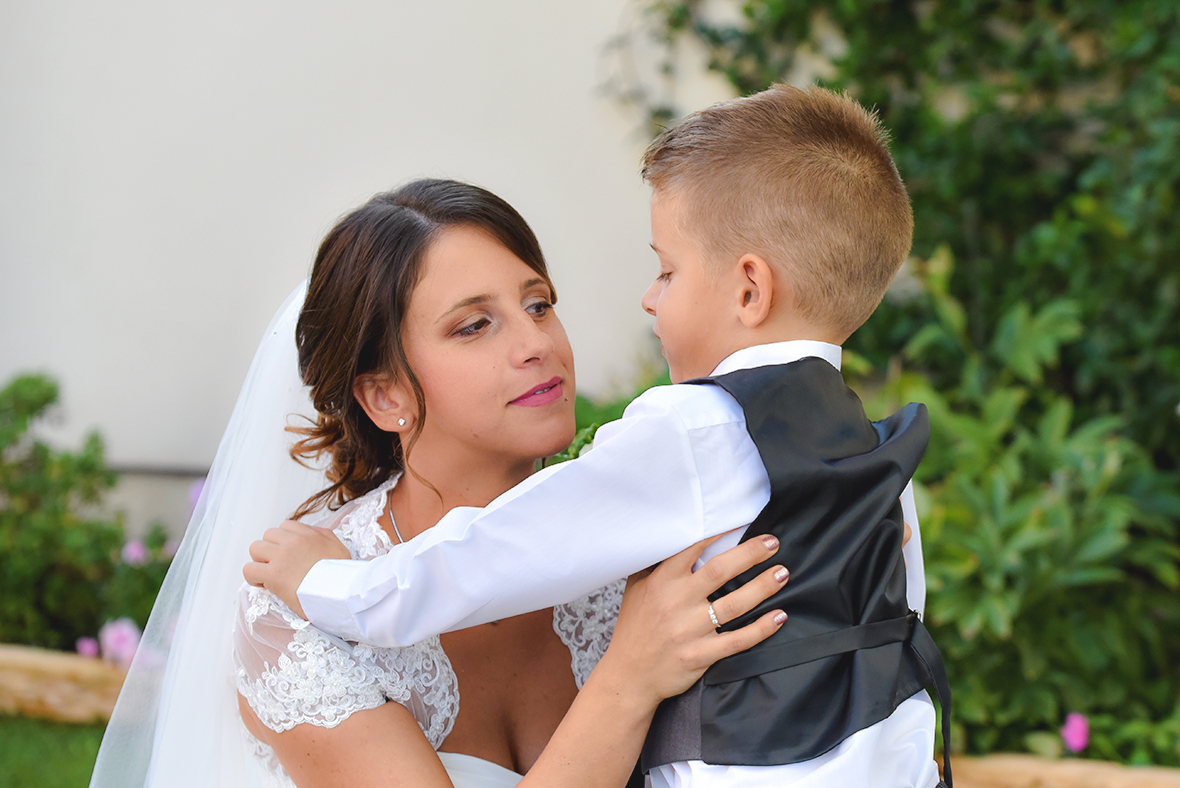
[{"x1": 386, "y1": 490, "x2": 405, "y2": 545}]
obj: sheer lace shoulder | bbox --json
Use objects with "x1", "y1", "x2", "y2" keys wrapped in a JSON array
[
  {"x1": 232, "y1": 475, "x2": 458, "y2": 747},
  {"x1": 234, "y1": 584, "x2": 389, "y2": 731},
  {"x1": 552, "y1": 579, "x2": 624, "y2": 689},
  {"x1": 330, "y1": 476, "x2": 397, "y2": 560}
]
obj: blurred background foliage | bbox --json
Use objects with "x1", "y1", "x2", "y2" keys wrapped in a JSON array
[
  {"x1": 612, "y1": 0, "x2": 1180, "y2": 764},
  {"x1": 0, "y1": 375, "x2": 171, "y2": 651}
]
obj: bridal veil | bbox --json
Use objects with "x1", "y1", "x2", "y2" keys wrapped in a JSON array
[{"x1": 90, "y1": 282, "x2": 327, "y2": 787}]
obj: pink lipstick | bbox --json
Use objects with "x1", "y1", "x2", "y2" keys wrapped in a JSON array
[{"x1": 511, "y1": 377, "x2": 563, "y2": 407}]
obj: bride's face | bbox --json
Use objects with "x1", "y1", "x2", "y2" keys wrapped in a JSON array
[{"x1": 400, "y1": 224, "x2": 576, "y2": 470}]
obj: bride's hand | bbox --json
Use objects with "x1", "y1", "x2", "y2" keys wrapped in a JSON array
[{"x1": 596, "y1": 534, "x2": 788, "y2": 709}]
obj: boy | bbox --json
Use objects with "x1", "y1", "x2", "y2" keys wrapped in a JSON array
[{"x1": 250, "y1": 84, "x2": 950, "y2": 786}]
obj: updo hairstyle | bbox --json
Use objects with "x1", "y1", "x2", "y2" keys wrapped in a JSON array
[{"x1": 290, "y1": 179, "x2": 554, "y2": 517}]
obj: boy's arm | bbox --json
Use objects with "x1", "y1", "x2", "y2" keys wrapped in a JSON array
[
  {"x1": 900, "y1": 481, "x2": 926, "y2": 616},
  {"x1": 297, "y1": 388, "x2": 769, "y2": 647}
]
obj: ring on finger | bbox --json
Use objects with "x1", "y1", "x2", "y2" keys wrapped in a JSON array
[{"x1": 707, "y1": 602, "x2": 721, "y2": 629}]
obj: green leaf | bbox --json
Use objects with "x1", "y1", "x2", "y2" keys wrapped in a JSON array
[
  {"x1": 1073, "y1": 529, "x2": 1131, "y2": 564},
  {"x1": 981, "y1": 387, "x2": 1027, "y2": 438}
]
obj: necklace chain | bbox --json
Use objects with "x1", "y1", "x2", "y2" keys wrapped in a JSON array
[{"x1": 386, "y1": 490, "x2": 405, "y2": 545}]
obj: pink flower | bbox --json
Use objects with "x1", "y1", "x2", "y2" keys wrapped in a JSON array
[
  {"x1": 121, "y1": 539, "x2": 149, "y2": 566},
  {"x1": 1061, "y1": 712, "x2": 1089, "y2": 752},
  {"x1": 98, "y1": 617, "x2": 141, "y2": 670},
  {"x1": 76, "y1": 636, "x2": 99, "y2": 658}
]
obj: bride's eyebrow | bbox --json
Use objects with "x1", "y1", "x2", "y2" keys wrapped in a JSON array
[
  {"x1": 437, "y1": 278, "x2": 548, "y2": 323},
  {"x1": 437, "y1": 294, "x2": 492, "y2": 324}
]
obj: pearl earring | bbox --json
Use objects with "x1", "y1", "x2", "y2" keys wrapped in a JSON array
[{"x1": 398, "y1": 418, "x2": 406, "y2": 427}]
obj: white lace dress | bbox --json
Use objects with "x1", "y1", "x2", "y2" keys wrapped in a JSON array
[{"x1": 232, "y1": 475, "x2": 623, "y2": 788}]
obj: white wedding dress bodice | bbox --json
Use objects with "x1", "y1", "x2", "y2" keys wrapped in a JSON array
[{"x1": 232, "y1": 475, "x2": 623, "y2": 788}]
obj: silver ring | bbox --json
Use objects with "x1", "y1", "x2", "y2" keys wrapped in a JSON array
[{"x1": 707, "y1": 603, "x2": 721, "y2": 629}]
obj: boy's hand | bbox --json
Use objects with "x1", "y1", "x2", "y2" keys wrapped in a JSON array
[{"x1": 243, "y1": 521, "x2": 350, "y2": 619}]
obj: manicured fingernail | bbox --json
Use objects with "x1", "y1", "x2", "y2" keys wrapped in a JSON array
[
  {"x1": 774, "y1": 567, "x2": 789, "y2": 583},
  {"x1": 774, "y1": 612, "x2": 788, "y2": 626},
  {"x1": 762, "y1": 535, "x2": 779, "y2": 550}
]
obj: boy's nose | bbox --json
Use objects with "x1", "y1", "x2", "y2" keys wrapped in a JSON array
[{"x1": 641, "y1": 280, "x2": 658, "y2": 316}]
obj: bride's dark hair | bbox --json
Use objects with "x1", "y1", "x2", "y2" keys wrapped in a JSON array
[{"x1": 290, "y1": 179, "x2": 554, "y2": 517}]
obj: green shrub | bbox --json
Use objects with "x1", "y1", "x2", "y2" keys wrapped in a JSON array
[
  {"x1": 858, "y1": 249, "x2": 1180, "y2": 763},
  {"x1": 0, "y1": 374, "x2": 172, "y2": 650}
]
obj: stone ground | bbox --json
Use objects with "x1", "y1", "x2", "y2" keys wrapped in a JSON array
[
  {"x1": 954, "y1": 754, "x2": 1180, "y2": 787},
  {"x1": 0, "y1": 644, "x2": 123, "y2": 724}
]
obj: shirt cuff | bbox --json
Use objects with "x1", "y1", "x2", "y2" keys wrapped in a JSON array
[{"x1": 297, "y1": 558, "x2": 370, "y2": 642}]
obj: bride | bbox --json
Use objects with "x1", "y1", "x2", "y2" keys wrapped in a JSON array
[{"x1": 89, "y1": 179, "x2": 787, "y2": 788}]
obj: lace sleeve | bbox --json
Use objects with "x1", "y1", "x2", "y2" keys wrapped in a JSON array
[
  {"x1": 232, "y1": 584, "x2": 402, "y2": 732},
  {"x1": 552, "y1": 579, "x2": 625, "y2": 689},
  {"x1": 232, "y1": 480, "x2": 460, "y2": 747}
]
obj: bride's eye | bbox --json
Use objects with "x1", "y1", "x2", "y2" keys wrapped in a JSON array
[
  {"x1": 525, "y1": 299, "x2": 553, "y2": 318},
  {"x1": 455, "y1": 317, "x2": 491, "y2": 337}
]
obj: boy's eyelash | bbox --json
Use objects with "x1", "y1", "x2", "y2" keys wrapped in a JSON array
[{"x1": 657, "y1": 271, "x2": 671, "y2": 281}]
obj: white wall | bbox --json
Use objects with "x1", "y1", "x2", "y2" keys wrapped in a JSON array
[{"x1": 0, "y1": 0, "x2": 733, "y2": 474}]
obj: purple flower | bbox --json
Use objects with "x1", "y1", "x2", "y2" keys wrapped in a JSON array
[
  {"x1": 189, "y1": 477, "x2": 206, "y2": 515},
  {"x1": 121, "y1": 539, "x2": 149, "y2": 565},
  {"x1": 98, "y1": 617, "x2": 142, "y2": 671},
  {"x1": 76, "y1": 636, "x2": 99, "y2": 658},
  {"x1": 1061, "y1": 712, "x2": 1089, "y2": 752}
]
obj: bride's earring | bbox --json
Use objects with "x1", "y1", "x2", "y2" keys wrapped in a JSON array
[{"x1": 397, "y1": 417, "x2": 407, "y2": 427}]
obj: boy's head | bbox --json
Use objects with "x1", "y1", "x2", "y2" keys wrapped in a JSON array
[{"x1": 640, "y1": 84, "x2": 912, "y2": 380}]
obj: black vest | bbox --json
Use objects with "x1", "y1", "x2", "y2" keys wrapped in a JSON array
[{"x1": 641, "y1": 359, "x2": 952, "y2": 784}]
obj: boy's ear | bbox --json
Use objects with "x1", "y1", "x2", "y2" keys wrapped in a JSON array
[
  {"x1": 735, "y1": 253, "x2": 776, "y2": 329},
  {"x1": 353, "y1": 374, "x2": 415, "y2": 434}
]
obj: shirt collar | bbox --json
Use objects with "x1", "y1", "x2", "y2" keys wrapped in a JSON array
[{"x1": 709, "y1": 340, "x2": 842, "y2": 377}]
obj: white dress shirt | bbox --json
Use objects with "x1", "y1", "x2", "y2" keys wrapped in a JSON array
[{"x1": 300, "y1": 340, "x2": 939, "y2": 787}]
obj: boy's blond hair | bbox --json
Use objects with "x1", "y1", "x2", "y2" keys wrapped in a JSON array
[{"x1": 641, "y1": 84, "x2": 913, "y2": 340}]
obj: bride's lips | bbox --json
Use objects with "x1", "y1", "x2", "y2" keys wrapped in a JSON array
[{"x1": 510, "y1": 377, "x2": 563, "y2": 407}]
